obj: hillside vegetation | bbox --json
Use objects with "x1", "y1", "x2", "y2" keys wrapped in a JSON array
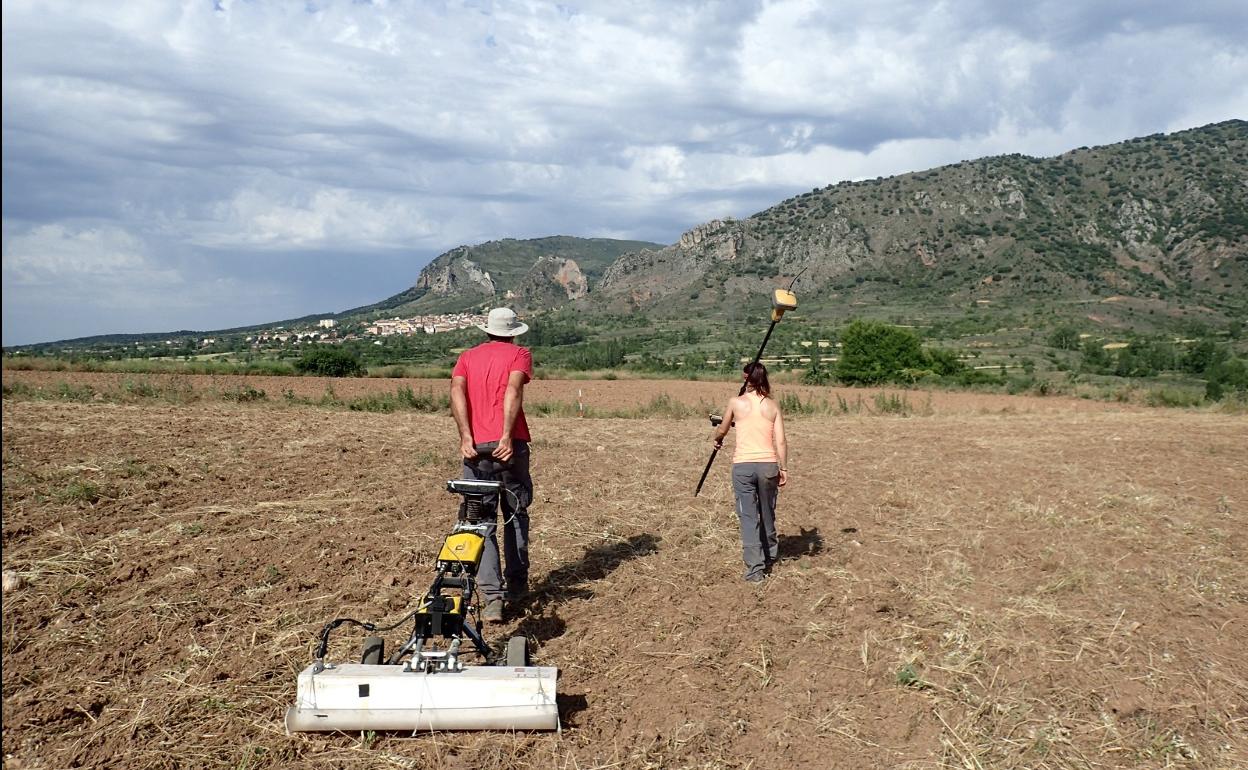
[{"x1": 598, "y1": 120, "x2": 1246, "y2": 334}]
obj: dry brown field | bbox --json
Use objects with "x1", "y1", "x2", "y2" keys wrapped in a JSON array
[{"x1": 2, "y1": 371, "x2": 1246, "y2": 769}]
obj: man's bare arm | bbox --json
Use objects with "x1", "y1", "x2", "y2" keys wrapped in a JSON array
[
  {"x1": 450, "y1": 376, "x2": 476, "y2": 459},
  {"x1": 493, "y1": 370, "x2": 528, "y2": 461}
]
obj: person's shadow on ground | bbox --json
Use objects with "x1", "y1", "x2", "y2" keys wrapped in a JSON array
[
  {"x1": 510, "y1": 532, "x2": 660, "y2": 644},
  {"x1": 510, "y1": 532, "x2": 659, "y2": 729},
  {"x1": 778, "y1": 526, "x2": 823, "y2": 560}
]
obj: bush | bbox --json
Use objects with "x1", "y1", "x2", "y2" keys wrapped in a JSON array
[
  {"x1": 346, "y1": 387, "x2": 448, "y2": 413},
  {"x1": 872, "y1": 392, "x2": 912, "y2": 415},
  {"x1": 219, "y1": 384, "x2": 267, "y2": 402},
  {"x1": 54, "y1": 382, "x2": 95, "y2": 401},
  {"x1": 1048, "y1": 325, "x2": 1081, "y2": 350},
  {"x1": 955, "y1": 369, "x2": 1007, "y2": 387},
  {"x1": 1181, "y1": 339, "x2": 1228, "y2": 375},
  {"x1": 801, "y1": 361, "x2": 833, "y2": 385},
  {"x1": 1145, "y1": 388, "x2": 1205, "y2": 408},
  {"x1": 835, "y1": 320, "x2": 925, "y2": 385},
  {"x1": 778, "y1": 392, "x2": 822, "y2": 415},
  {"x1": 1205, "y1": 357, "x2": 1248, "y2": 401},
  {"x1": 923, "y1": 347, "x2": 965, "y2": 377},
  {"x1": 294, "y1": 347, "x2": 365, "y2": 377},
  {"x1": 1080, "y1": 339, "x2": 1111, "y2": 373}
]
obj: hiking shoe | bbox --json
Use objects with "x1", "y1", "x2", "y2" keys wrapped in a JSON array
[
  {"x1": 745, "y1": 573, "x2": 766, "y2": 584},
  {"x1": 482, "y1": 599, "x2": 504, "y2": 623}
]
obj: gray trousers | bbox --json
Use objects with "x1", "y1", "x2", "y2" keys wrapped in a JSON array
[
  {"x1": 462, "y1": 441, "x2": 532, "y2": 602},
  {"x1": 731, "y1": 462, "x2": 780, "y2": 580}
]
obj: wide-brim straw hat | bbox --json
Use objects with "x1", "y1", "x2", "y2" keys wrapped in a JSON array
[{"x1": 477, "y1": 307, "x2": 529, "y2": 337}]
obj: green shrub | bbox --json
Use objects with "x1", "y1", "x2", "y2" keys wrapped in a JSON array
[
  {"x1": 1181, "y1": 339, "x2": 1228, "y2": 375},
  {"x1": 294, "y1": 347, "x2": 365, "y2": 377},
  {"x1": 1006, "y1": 376, "x2": 1036, "y2": 395},
  {"x1": 895, "y1": 663, "x2": 928, "y2": 689},
  {"x1": 395, "y1": 386, "x2": 449, "y2": 412},
  {"x1": 1, "y1": 382, "x2": 36, "y2": 399},
  {"x1": 923, "y1": 347, "x2": 965, "y2": 376},
  {"x1": 801, "y1": 361, "x2": 833, "y2": 385},
  {"x1": 1144, "y1": 388, "x2": 1204, "y2": 408},
  {"x1": 835, "y1": 320, "x2": 925, "y2": 385},
  {"x1": 1047, "y1": 325, "x2": 1081, "y2": 350},
  {"x1": 55, "y1": 382, "x2": 96, "y2": 401},
  {"x1": 955, "y1": 369, "x2": 1006, "y2": 387},
  {"x1": 1079, "y1": 340, "x2": 1111, "y2": 373},
  {"x1": 122, "y1": 378, "x2": 160, "y2": 398},
  {"x1": 347, "y1": 393, "x2": 400, "y2": 413},
  {"x1": 345, "y1": 387, "x2": 448, "y2": 413},
  {"x1": 836, "y1": 394, "x2": 864, "y2": 414},
  {"x1": 55, "y1": 480, "x2": 103, "y2": 505},
  {"x1": 220, "y1": 384, "x2": 267, "y2": 402},
  {"x1": 1, "y1": 382, "x2": 95, "y2": 401},
  {"x1": 1205, "y1": 357, "x2": 1248, "y2": 401},
  {"x1": 778, "y1": 393, "x2": 822, "y2": 415},
  {"x1": 872, "y1": 392, "x2": 912, "y2": 415}
]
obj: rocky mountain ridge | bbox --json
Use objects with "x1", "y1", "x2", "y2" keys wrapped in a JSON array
[
  {"x1": 390, "y1": 120, "x2": 1245, "y2": 334},
  {"x1": 594, "y1": 120, "x2": 1246, "y2": 329},
  {"x1": 393, "y1": 235, "x2": 660, "y2": 315}
]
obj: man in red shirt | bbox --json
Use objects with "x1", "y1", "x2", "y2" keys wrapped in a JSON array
[{"x1": 450, "y1": 307, "x2": 534, "y2": 623}]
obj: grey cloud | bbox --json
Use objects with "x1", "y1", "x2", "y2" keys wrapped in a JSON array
[{"x1": 3, "y1": 0, "x2": 1246, "y2": 344}]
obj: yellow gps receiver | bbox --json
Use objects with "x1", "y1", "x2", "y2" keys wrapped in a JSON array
[
  {"x1": 438, "y1": 531, "x2": 486, "y2": 574},
  {"x1": 771, "y1": 288, "x2": 798, "y2": 321}
]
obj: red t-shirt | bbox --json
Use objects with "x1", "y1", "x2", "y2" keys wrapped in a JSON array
[{"x1": 451, "y1": 341, "x2": 533, "y2": 443}]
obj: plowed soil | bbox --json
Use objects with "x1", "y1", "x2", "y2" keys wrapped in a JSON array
[{"x1": 2, "y1": 372, "x2": 1246, "y2": 769}]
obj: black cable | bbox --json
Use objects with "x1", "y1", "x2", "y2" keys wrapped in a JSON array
[{"x1": 315, "y1": 606, "x2": 428, "y2": 660}]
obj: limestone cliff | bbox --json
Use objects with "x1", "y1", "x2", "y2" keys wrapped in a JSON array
[{"x1": 414, "y1": 250, "x2": 497, "y2": 297}]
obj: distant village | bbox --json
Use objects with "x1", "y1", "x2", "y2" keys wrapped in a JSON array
[
  {"x1": 362, "y1": 312, "x2": 487, "y2": 338},
  {"x1": 246, "y1": 312, "x2": 487, "y2": 346}
]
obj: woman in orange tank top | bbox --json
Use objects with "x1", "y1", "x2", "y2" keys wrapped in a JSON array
[{"x1": 711, "y1": 363, "x2": 788, "y2": 583}]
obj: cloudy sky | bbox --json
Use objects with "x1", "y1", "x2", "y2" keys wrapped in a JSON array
[{"x1": 3, "y1": 1, "x2": 1246, "y2": 345}]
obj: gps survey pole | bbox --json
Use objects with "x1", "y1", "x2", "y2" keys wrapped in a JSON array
[{"x1": 694, "y1": 287, "x2": 798, "y2": 496}]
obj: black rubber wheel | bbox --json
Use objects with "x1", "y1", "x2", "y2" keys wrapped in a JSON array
[
  {"x1": 506, "y1": 635, "x2": 528, "y2": 667},
  {"x1": 361, "y1": 636, "x2": 385, "y2": 665}
]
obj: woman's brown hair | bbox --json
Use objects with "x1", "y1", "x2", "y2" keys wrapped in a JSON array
[{"x1": 743, "y1": 362, "x2": 770, "y2": 398}]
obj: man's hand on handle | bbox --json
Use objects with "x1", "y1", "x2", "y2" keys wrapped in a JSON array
[{"x1": 491, "y1": 436, "x2": 514, "y2": 462}]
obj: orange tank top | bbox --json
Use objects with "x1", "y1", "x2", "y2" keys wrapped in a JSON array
[{"x1": 732, "y1": 392, "x2": 778, "y2": 464}]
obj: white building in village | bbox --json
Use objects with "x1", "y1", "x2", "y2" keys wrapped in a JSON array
[{"x1": 364, "y1": 313, "x2": 487, "y2": 338}]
